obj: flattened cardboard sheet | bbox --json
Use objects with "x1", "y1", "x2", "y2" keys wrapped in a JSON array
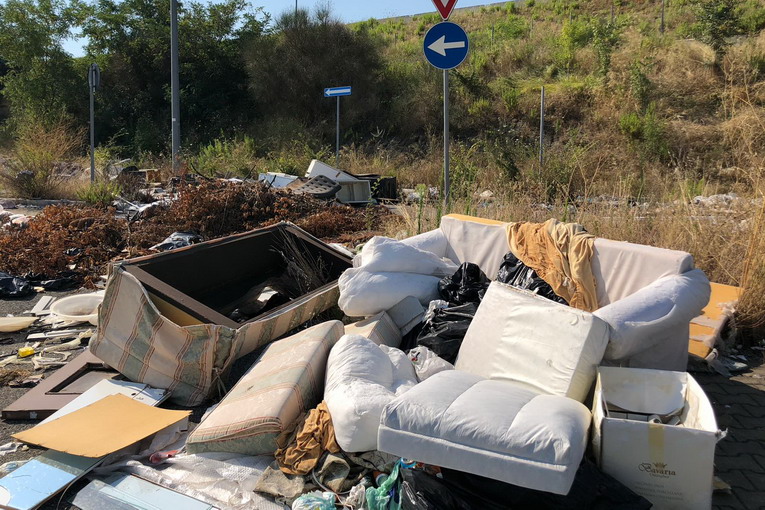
[{"x1": 13, "y1": 394, "x2": 189, "y2": 458}]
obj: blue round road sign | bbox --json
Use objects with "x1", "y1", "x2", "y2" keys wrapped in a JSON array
[{"x1": 424, "y1": 21, "x2": 469, "y2": 70}]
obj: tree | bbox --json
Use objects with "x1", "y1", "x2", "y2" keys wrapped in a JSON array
[
  {"x1": 0, "y1": 0, "x2": 89, "y2": 126},
  {"x1": 83, "y1": 0, "x2": 267, "y2": 151},
  {"x1": 695, "y1": 0, "x2": 741, "y2": 73},
  {"x1": 244, "y1": 8, "x2": 390, "y2": 144}
]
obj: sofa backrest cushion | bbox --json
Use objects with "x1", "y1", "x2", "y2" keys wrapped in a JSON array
[
  {"x1": 439, "y1": 215, "x2": 510, "y2": 279},
  {"x1": 455, "y1": 282, "x2": 609, "y2": 402},
  {"x1": 592, "y1": 238, "x2": 695, "y2": 306}
]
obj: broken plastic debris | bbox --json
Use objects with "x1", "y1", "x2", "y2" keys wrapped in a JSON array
[{"x1": 0, "y1": 316, "x2": 37, "y2": 333}]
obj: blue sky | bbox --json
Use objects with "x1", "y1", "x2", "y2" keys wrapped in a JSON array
[{"x1": 63, "y1": 0, "x2": 496, "y2": 56}]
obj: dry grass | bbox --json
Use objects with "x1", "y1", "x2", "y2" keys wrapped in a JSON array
[{"x1": 0, "y1": 121, "x2": 85, "y2": 199}]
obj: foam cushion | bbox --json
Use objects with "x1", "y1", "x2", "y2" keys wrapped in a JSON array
[
  {"x1": 592, "y1": 238, "x2": 695, "y2": 306},
  {"x1": 378, "y1": 370, "x2": 591, "y2": 495},
  {"x1": 343, "y1": 312, "x2": 402, "y2": 348},
  {"x1": 186, "y1": 321, "x2": 344, "y2": 455},
  {"x1": 324, "y1": 335, "x2": 417, "y2": 452},
  {"x1": 456, "y1": 282, "x2": 609, "y2": 402}
]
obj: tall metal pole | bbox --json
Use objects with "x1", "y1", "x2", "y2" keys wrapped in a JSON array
[
  {"x1": 660, "y1": 0, "x2": 666, "y2": 34},
  {"x1": 443, "y1": 69, "x2": 450, "y2": 209},
  {"x1": 89, "y1": 76, "x2": 95, "y2": 183},
  {"x1": 335, "y1": 96, "x2": 340, "y2": 167},
  {"x1": 170, "y1": 0, "x2": 181, "y2": 175},
  {"x1": 539, "y1": 85, "x2": 545, "y2": 167}
]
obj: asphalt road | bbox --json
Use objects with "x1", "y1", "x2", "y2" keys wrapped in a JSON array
[{"x1": 0, "y1": 292, "x2": 82, "y2": 462}]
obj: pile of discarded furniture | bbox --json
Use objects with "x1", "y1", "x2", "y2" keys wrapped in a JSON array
[
  {"x1": 0, "y1": 214, "x2": 728, "y2": 509},
  {"x1": 260, "y1": 160, "x2": 398, "y2": 204}
]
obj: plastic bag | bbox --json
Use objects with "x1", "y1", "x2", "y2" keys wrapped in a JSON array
[
  {"x1": 415, "y1": 303, "x2": 477, "y2": 364},
  {"x1": 0, "y1": 272, "x2": 33, "y2": 298},
  {"x1": 496, "y1": 252, "x2": 567, "y2": 304},
  {"x1": 150, "y1": 232, "x2": 203, "y2": 252},
  {"x1": 366, "y1": 463, "x2": 402, "y2": 510},
  {"x1": 408, "y1": 346, "x2": 454, "y2": 381},
  {"x1": 292, "y1": 491, "x2": 336, "y2": 510},
  {"x1": 440, "y1": 459, "x2": 652, "y2": 510},
  {"x1": 400, "y1": 468, "x2": 474, "y2": 510},
  {"x1": 438, "y1": 263, "x2": 489, "y2": 305}
]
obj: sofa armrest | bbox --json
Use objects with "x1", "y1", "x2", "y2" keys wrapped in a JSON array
[{"x1": 594, "y1": 269, "x2": 710, "y2": 370}]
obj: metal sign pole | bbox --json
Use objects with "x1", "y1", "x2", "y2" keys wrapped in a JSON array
[
  {"x1": 88, "y1": 63, "x2": 99, "y2": 183},
  {"x1": 89, "y1": 78, "x2": 95, "y2": 183},
  {"x1": 170, "y1": 0, "x2": 181, "y2": 175},
  {"x1": 336, "y1": 96, "x2": 340, "y2": 167},
  {"x1": 539, "y1": 85, "x2": 545, "y2": 167},
  {"x1": 443, "y1": 69, "x2": 450, "y2": 209}
]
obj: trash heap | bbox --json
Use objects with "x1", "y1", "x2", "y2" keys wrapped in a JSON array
[
  {"x1": 0, "y1": 204, "x2": 734, "y2": 509},
  {"x1": 0, "y1": 176, "x2": 390, "y2": 291}
]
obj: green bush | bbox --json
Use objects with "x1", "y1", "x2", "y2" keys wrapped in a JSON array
[
  {"x1": 619, "y1": 105, "x2": 669, "y2": 161},
  {"x1": 192, "y1": 137, "x2": 256, "y2": 178},
  {"x1": 738, "y1": 0, "x2": 765, "y2": 34},
  {"x1": 76, "y1": 180, "x2": 122, "y2": 207},
  {"x1": 0, "y1": 120, "x2": 83, "y2": 199}
]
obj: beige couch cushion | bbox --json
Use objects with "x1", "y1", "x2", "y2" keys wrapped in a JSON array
[
  {"x1": 455, "y1": 282, "x2": 609, "y2": 402},
  {"x1": 186, "y1": 321, "x2": 344, "y2": 455}
]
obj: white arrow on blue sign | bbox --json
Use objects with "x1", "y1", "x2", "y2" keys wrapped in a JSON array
[
  {"x1": 324, "y1": 86, "x2": 352, "y2": 97},
  {"x1": 424, "y1": 21, "x2": 469, "y2": 70}
]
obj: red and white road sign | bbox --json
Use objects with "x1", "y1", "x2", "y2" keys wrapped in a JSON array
[{"x1": 432, "y1": 0, "x2": 458, "y2": 20}]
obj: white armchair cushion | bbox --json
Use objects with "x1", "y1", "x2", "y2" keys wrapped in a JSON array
[
  {"x1": 378, "y1": 370, "x2": 591, "y2": 495},
  {"x1": 456, "y1": 282, "x2": 609, "y2": 402},
  {"x1": 594, "y1": 269, "x2": 710, "y2": 371}
]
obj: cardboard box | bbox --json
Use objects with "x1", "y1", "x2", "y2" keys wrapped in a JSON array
[{"x1": 592, "y1": 367, "x2": 720, "y2": 510}]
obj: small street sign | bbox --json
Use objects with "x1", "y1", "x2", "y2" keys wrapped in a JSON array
[
  {"x1": 424, "y1": 22, "x2": 469, "y2": 70},
  {"x1": 432, "y1": 0, "x2": 458, "y2": 20},
  {"x1": 324, "y1": 86, "x2": 352, "y2": 97}
]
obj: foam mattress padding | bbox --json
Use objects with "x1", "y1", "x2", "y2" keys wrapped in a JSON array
[
  {"x1": 324, "y1": 335, "x2": 417, "y2": 452},
  {"x1": 186, "y1": 321, "x2": 344, "y2": 455},
  {"x1": 455, "y1": 282, "x2": 609, "y2": 402},
  {"x1": 378, "y1": 370, "x2": 591, "y2": 495}
]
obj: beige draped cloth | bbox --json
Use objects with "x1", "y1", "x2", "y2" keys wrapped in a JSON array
[{"x1": 507, "y1": 218, "x2": 599, "y2": 312}]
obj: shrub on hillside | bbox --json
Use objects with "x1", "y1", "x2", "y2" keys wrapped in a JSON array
[{"x1": 0, "y1": 120, "x2": 84, "y2": 199}]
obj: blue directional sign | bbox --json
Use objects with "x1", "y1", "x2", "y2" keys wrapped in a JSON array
[
  {"x1": 324, "y1": 86, "x2": 352, "y2": 97},
  {"x1": 424, "y1": 21, "x2": 469, "y2": 70}
]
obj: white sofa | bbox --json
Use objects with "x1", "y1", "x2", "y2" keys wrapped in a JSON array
[
  {"x1": 378, "y1": 282, "x2": 610, "y2": 494},
  {"x1": 401, "y1": 214, "x2": 711, "y2": 371}
]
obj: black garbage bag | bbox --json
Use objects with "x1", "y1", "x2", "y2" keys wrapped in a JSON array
[
  {"x1": 415, "y1": 302, "x2": 477, "y2": 364},
  {"x1": 24, "y1": 271, "x2": 79, "y2": 292},
  {"x1": 438, "y1": 263, "x2": 490, "y2": 305},
  {"x1": 440, "y1": 458, "x2": 652, "y2": 510},
  {"x1": 150, "y1": 232, "x2": 204, "y2": 252},
  {"x1": 0, "y1": 272, "x2": 33, "y2": 299},
  {"x1": 400, "y1": 468, "x2": 480, "y2": 510},
  {"x1": 496, "y1": 252, "x2": 567, "y2": 305}
]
